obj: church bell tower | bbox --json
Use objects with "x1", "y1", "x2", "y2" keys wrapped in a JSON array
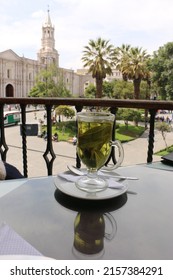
[{"x1": 37, "y1": 8, "x2": 59, "y2": 66}]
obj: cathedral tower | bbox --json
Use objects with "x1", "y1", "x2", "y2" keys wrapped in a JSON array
[{"x1": 37, "y1": 9, "x2": 59, "y2": 66}]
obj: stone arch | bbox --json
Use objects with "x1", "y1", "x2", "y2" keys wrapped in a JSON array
[{"x1": 6, "y1": 84, "x2": 14, "y2": 97}]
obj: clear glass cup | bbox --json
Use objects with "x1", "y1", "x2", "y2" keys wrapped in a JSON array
[{"x1": 76, "y1": 111, "x2": 124, "y2": 193}]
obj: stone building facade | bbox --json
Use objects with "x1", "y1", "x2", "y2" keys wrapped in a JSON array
[
  {"x1": 0, "y1": 10, "x2": 121, "y2": 99},
  {"x1": 0, "y1": 50, "x2": 40, "y2": 98}
]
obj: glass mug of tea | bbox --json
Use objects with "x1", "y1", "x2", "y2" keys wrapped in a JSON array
[{"x1": 76, "y1": 111, "x2": 124, "y2": 193}]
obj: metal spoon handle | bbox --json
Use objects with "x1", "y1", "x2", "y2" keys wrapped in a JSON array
[
  {"x1": 99, "y1": 172, "x2": 138, "y2": 180},
  {"x1": 110, "y1": 175, "x2": 138, "y2": 180}
]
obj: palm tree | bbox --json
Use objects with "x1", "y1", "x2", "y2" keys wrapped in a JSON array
[
  {"x1": 116, "y1": 46, "x2": 151, "y2": 99},
  {"x1": 82, "y1": 37, "x2": 116, "y2": 98},
  {"x1": 115, "y1": 44, "x2": 131, "y2": 81}
]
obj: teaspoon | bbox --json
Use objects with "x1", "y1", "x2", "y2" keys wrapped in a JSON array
[{"x1": 67, "y1": 165, "x2": 138, "y2": 181}]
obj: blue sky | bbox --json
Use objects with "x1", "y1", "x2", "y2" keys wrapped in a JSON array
[{"x1": 1, "y1": 0, "x2": 173, "y2": 70}]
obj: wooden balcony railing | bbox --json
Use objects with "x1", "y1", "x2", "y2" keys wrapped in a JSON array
[{"x1": 1, "y1": 97, "x2": 173, "y2": 178}]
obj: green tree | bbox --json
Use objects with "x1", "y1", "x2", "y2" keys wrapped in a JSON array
[
  {"x1": 29, "y1": 64, "x2": 71, "y2": 98},
  {"x1": 149, "y1": 42, "x2": 173, "y2": 100},
  {"x1": 102, "y1": 81, "x2": 114, "y2": 98},
  {"x1": 85, "y1": 79, "x2": 140, "y2": 100},
  {"x1": 84, "y1": 80, "x2": 129, "y2": 99},
  {"x1": 55, "y1": 106, "x2": 75, "y2": 120},
  {"x1": 82, "y1": 37, "x2": 116, "y2": 98},
  {"x1": 116, "y1": 45, "x2": 151, "y2": 99},
  {"x1": 84, "y1": 83, "x2": 96, "y2": 98},
  {"x1": 156, "y1": 122, "x2": 171, "y2": 149},
  {"x1": 112, "y1": 80, "x2": 134, "y2": 99},
  {"x1": 115, "y1": 44, "x2": 131, "y2": 81},
  {"x1": 118, "y1": 108, "x2": 142, "y2": 127}
]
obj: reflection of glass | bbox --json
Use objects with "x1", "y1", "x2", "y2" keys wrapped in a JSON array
[
  {"x1": 73, "y1": 212, "x2": 117, "y2": 259},
  {"x1": 54, "y1": 185, "x2": 127, "y2": 260},
  {"x1": 76, "y1": 112, "x2": 124, "y2": 193}
]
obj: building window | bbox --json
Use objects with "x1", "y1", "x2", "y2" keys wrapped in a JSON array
[
  {"x1": 84, "y1": 81, "x2": 89, "y2": 90},
  {"x1": 29, "y1": 73, "x2": 32, "y2": 80},
  {"x1": 7, "y1": 69, "x2": 11, "y2": 78}
]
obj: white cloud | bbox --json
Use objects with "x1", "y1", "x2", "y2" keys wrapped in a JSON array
[{"x1": 31, "y1": 10, "x2": 45, "y2": 19}]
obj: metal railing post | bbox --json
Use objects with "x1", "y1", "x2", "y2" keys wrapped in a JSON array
[
  {"x1": 147, "y1": 109, "x2": 157, "y2": 163},
  {"x1": 75, "y1": 105, "x2": 83, "y2": 168},
  {"x1": 43, "y1": 104, "x2": 56, "y2": 175},
  {"x1": 105, "y1": 107, "x2": 118, "y2": 166},
  {"x1": 0, "y1": 104, "x2": 8, "y2": 161},
  {"x1": 20, "y1": 104, "x2": 28, "y2": 177}
]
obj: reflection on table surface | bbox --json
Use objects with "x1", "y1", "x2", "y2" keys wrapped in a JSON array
[
  {"x1": 55, "y1": 187, "x2": 127, "y2": 259},
  {"x1": 0, "y1": 164, "x2": 173, "y2": 260}
]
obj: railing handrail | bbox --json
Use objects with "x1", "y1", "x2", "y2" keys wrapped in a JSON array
[{"x1": 1, "y1": 97, "x2": 173, "y2": 110}]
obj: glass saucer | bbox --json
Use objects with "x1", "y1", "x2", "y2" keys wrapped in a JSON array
[{"x1": 54, "y1": 177, "x2": 128, "y2": 200}]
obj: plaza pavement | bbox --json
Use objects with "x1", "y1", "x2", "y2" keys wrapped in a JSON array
[{"x1": 5, "y1": 110, "x2": 173, "y2": 178}]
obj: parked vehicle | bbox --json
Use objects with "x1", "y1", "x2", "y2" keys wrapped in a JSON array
[
  {"x1": 4, "y1": 111, "x2": 20, "y2": 126},
  {"x1": 159, "y1": 110, "x2": 168, "y2": 114}
]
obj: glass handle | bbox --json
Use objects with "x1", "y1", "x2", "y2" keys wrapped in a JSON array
[
  {"x1": 104, "y1": 140, "x2": 124, "y2": 171},
  {"x1": 104, "y1": 212, "x2": 117, "y2": 240}
]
